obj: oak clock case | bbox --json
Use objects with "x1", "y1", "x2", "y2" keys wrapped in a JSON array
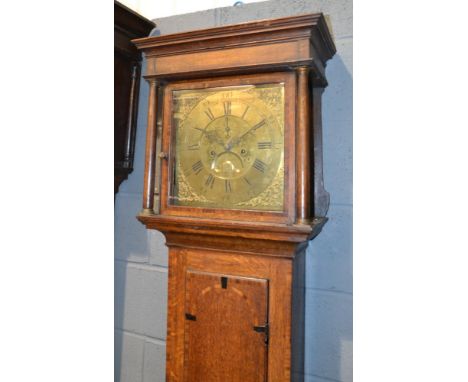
[
  {"x1": 160, "y1": 73, "x2": 296, "y2": 223},
  {"x1": 133, "y1": 13, "x2": 336, "y2": 382}
]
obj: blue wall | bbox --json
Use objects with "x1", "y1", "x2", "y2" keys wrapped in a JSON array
[{"x1": 115, "y1": 1, "x2": 352, "y2": 381}]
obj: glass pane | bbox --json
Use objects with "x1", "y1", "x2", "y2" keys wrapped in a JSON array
[{"x1": 170, "y1": 83, "x2": 285, "y2": 212}]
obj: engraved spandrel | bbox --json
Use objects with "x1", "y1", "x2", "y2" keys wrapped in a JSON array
[{"x1": 236, "y1": 166, "x2": 284, "y2": 209}]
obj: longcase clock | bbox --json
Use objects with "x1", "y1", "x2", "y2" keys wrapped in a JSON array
[{"x1": 133, "y1": 14, "x2": 336, "y2": 381}]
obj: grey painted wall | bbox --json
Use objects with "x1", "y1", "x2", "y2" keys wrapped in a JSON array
[{"x1": 115, "y1": 1, "x2": 352, "y2": 381}]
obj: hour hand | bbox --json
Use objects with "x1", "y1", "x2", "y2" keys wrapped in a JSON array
[
  {"x1": 226, "y1": 126, "x2": 256, "y2": 150},
  {"x1": 225, "y1": 136, "x2": 242, "y2": 151},
  {"x1": 202, "y1": 129, "x2": 225, "y2": 147}
]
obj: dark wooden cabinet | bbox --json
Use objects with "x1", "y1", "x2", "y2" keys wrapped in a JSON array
[
  {"x1": 114, "y1": 1, "x2": 155, "y2": 194},
  {"x1": 133, "y1": 14, "x2": 336, "y2": 381}
]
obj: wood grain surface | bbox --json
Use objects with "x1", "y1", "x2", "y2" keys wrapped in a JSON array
[{"x1": 184, "y1": 271, "x2": 268, "y2": 381}]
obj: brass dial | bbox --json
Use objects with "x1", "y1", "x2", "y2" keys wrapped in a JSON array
[{"x1": 171, "y1": 84, "x2": 284, "y2": 211}]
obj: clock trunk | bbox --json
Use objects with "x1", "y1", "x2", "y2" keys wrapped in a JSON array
[{"x1": 183, "y1": 270, "x2": 268, "y2": 381}]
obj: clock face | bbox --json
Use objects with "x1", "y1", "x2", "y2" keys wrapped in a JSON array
[{"x1": 170, "y1": 83, "x2": 284, "y2": 211}]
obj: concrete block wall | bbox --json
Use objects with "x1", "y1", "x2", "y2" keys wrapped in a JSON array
[{"x1": 114, "y1": 1, "x2": 352, "y2": 381}]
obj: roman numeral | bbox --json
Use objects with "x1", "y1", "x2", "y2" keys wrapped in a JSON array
[
  {"x1": 252, "y1": 119, "x2": 266, "y2": 131},
  {"x1": 225, "y1": 179, "x2": 232, "y2": 193},
  {"x1": 223, "y1": 101, "x2": 231, "y2": 115},
  {"x1": 253, "y1": 159, "x2": 267, "y2": 173},
  {"x1": 243, "y1": 177, "x2": 251, "y2": 186},
  {"x1": 188, "y1": 143, "x2": 200, "y2": 151},
  {"x1": 241, "y1": 106, "x2": 250, "y2": 119},
  {"x1": 191, "y1": 160, "x2": 203, "y2": 175},
  {"x1": 205, "y1": 174, "x2": 215, "y2": 188},
  {"x1": 205, "y1": 108, "x2": 215, "y2": 121},
  {"x1": 257, "y1": 142, "x2": 272, "y2": 149}
]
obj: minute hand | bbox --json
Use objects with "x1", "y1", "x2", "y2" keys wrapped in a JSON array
[{"x1": 227, "y1": 120, "x2": 266, "y2": 150}]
